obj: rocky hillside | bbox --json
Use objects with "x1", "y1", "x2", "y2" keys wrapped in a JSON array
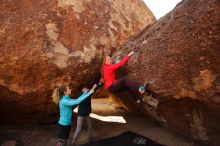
[{"x1": 112, "y1": 0, "x2": 220, "y2": 145}]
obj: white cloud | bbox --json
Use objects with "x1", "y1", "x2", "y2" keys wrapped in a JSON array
[{"x1": 143, "y1": 0, "x2": 182, "y2": 19}]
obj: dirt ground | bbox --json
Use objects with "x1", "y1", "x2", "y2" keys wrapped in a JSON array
[{"x1": 0, "y1": 98, "x2": 198, "y2": 146}]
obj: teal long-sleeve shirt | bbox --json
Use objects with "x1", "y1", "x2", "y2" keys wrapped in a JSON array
[{"x1": 58, "y1": 92, "x2": 92, "y2": 126}]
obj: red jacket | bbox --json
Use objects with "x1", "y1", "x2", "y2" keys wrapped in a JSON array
[{"x1": 103, "y1": 56, "x2": 129, "y2": 89}]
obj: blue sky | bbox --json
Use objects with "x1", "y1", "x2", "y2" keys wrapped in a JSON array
[{"x1": 143, "y1": 0, "x2": 182, "y2": 19}]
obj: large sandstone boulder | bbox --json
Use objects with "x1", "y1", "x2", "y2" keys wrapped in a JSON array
[
  {"x1": 0, "y1": 0, "x2": 155, "y2": 124},
  {"x1": 113, "y1": 0, "x2": 220, "y2": 145}
]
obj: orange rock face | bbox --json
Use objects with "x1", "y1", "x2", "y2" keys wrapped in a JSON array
[
  {"x1": 113, "y1": 0, "x2": 220, "y2": 145},
  {"x1": 0, "y1": 0, "x2": 155, "y2": 124}
]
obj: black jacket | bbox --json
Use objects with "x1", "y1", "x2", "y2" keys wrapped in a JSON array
[{"x1": 77, "y1": 83, "x2": 102, "y2": 117}]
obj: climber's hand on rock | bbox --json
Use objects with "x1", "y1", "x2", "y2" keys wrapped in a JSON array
[{"x1": 128, "y1": 51, "x2": 134, "y2": 57}]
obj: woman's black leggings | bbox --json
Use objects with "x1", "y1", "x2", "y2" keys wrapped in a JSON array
[
  {"x1": 108, "y1": 77, "x2": 139, "y2": 93},
  {"x1": 57, "y1": 124, "x2": 71, "y2": 146}
]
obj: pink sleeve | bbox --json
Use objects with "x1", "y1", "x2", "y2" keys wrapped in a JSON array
[{"x1": 110, "y1": 56, "x2": 129, "y2": 70}]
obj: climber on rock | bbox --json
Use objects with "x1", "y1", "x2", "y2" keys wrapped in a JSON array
[{"x1": 102, "y1": 51, "x2": 149, "y2": 103}]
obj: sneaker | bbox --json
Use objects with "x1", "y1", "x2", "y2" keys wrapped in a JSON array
[
  {"x1": 139, "y1": 84, "x2": 146, "y2": 94},
  {"x1": 139, "y1": 82, "x2": 152, "y2": 93},
  {"x1": 139, "y1": 88, "x2": 145, "y2": 94}
]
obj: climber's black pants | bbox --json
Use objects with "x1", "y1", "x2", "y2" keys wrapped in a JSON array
[{"x1": 108, "y1": 77, "x2": 139, "y2": 93}]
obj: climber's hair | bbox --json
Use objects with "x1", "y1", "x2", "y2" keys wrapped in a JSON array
[
  {"x1": 78, "y1": 83, "x2": 89, "y2": 92},
  {"x1": 101, "y1": 56, "x2": 110, "y2": 83},
  {"x1": 52, "y1": 86, "x2": 68, "y2": 104}
]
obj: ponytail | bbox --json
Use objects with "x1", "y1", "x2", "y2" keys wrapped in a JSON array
[
  {"x1": 52, "y1": 88, "x2": 59, "y2": 104},
  {"x1": 52, "y1": 86, "x2": 67, "y2": 104}
]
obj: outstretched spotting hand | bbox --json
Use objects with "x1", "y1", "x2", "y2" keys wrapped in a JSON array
[
  {"x1": 89, "y1": 88, "x2": 95, "y2": 94},
  {"x1": 127, "y1": 51, "x2": 134, "y2": 57},
  {"x1": 93, "y1": 84, "x2": 97, "y2": 89},
  {"x1": 89, "y1": 84, "x2": 97, "y2": 94}
]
